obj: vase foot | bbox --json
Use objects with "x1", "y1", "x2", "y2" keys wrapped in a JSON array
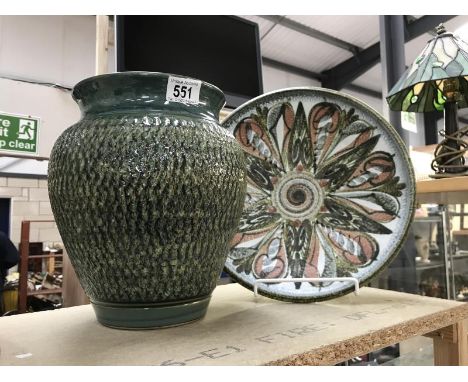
[{"x1": 91, "y1": 296, "x2": 211, "y2": 330}]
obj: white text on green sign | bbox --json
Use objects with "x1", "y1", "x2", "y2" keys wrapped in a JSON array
[{"x1": 0, "y1": 112, "x2": 39, "y2": 154}]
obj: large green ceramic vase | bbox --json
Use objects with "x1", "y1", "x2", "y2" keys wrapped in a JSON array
[{"x1": 48, "y1": 72, "x2": 246, "y2": 329}]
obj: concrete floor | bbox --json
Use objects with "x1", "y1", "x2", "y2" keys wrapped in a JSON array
[{"x1": 383, "y1": 336, "x2": 434, "y2": 366}]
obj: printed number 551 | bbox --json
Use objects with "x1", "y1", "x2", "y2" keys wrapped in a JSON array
[{"x1": 173, "y1": 85, "x2": 192, "y2": 99}]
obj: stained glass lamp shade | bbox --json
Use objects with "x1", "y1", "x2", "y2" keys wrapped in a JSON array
[{"x1": 386, "y1": 24, "x2": 468, "y2": 177}]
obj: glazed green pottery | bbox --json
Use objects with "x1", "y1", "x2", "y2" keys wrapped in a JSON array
[{"x1": 48, "y1": 72, "x2": 246, "y2": 329}]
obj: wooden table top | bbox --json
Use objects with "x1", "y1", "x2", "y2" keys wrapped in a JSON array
[{"x1": 1, "y1": 284, "x2": 467, "y2": 366}]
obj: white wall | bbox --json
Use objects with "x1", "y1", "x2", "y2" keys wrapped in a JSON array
[
  {"x1": 0, "y1": 15, "x2": 385, "y2": 161},
  {"x1": 0, "y1": 16, "x2": 96, "y2": 174},
  {"x1": 0, "y1": 16, "x2": 98, "y2": 246},
  {"x1": 262, "y1": 65, "x2": 321, "y2": 92},
  {"x1": 0, "y1": 15, "x2": 409, "y2": 247},
  {"x1": 0, "y1": 177, "x2": 60, "y2": 246},
  {"x1": 0, "y1": 15, "x2": 96, "y2": 87},
  {"x1": 0, "y1": 78, "x2": 80, "y2": 158},
  {"x1": 262, "y1": 64, "x2": 384, "y2": 114},
  {"x1": 341, "y1": 88, "x2": 383, "y2": 115}
]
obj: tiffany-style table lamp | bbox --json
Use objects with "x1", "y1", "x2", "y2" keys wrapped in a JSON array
[{"x1": 387, "y1": 24, "x2": 468, "y2": 178}]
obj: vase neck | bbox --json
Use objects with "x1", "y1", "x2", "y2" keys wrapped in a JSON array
[{"x1": 72, "y1": 72, "x2": 225, "y2": 121}]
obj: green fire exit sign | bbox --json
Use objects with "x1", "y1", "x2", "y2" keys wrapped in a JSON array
[{"x1": 0, "y1": 112, "x2": 39, "y2": 155}]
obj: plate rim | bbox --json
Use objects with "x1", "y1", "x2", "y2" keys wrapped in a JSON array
[{"x1": 222, "y1": 87, "x2": 416, "y2": 302}]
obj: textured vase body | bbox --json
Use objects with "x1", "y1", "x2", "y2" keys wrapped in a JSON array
[{"x1": 48, "y1": 72, "x2": 246, "y2": 328}]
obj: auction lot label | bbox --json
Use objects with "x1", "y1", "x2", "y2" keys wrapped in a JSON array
[{"x1": 0, "y1": 112, "x2": 39, "y2": 154}]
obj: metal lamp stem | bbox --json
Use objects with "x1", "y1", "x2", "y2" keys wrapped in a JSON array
[
  {"x1": 443, "y1": 100, "x2": 461, "y2": 172},
  {"x1": 430, "y1": 77, "x2": 468, "y2": 177},
  {"x1": 431, "y1": 100, "x2": 467, "y2": 177}
]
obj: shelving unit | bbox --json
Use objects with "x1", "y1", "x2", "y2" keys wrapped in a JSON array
[
  {"x1": 18, "y1": 220, "x2": 63, "y2": 314},
  {"x1": 416, "y1": 176, "x2": 468, "y2": 204},
  {"x1": 26, "y1": 289, "x2": 63, "y2": 296},
  {"x1": 414, "y1": 176, "x2": 468, "y2": 302},
  {"x1": 25, "y1": 254, "x2": 63, "y2": 259},
  {"x1": 415, "y1": 261, "x2": 445, "y2": 271},
  {"x1": 417, "y1": 176, "x2": 468, "y2": 193}
]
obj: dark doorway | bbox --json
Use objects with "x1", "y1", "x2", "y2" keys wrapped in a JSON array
[{"x1": 0, "y1": 198, "x2": 11, "y2": 236}]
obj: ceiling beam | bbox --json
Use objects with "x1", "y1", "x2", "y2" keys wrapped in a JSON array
[
  {"x1": 262, "y1": 57, "x2": 382, "y2": 99},
  {"x1": 260, "y1": 15, "x2": 360, "y2": 54},
  {"x1": 262, "y1": 57, "x2": 323, "y2": 80},
  {"x1": 260, "y1": 16, "x2": 284, "y2": 41},
  {"x1": 321, "y1": 15, "x2": 456, "y2": 91},
  {"x1": 345, "y1": 84, "x2": 382, "y2": 99}
]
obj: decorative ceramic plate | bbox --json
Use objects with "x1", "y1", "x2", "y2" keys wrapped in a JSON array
[{"x1": 221, "y1": 88, "x2": 415, "y2": 302}]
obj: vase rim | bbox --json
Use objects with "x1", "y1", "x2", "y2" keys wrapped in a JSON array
[
  {"x1": 72, "y1": 71, "x2": 226, "y2": 120},
  {"x1": 72, "y1": 71, "x2": 224, "y2": 100}
]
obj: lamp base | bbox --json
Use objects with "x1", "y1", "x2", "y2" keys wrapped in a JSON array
[{"x1": 431, "y1": 123, "x2": 468, "y2": 178}]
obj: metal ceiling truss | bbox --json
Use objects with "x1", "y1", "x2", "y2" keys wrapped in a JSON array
[
  {"x1": 321, "y1": 15, "x2": 456, "y2": 90},
  {"x1": 260, "y1": 16, "x2": 285, "y2": 41},
  {"x1": 262, "y1": 57, "x2": 322, "y2": 80},
  {"x1": 259, "y1": 15, "x2": 361, "y2": 54},
  {"x1": 262, "y1": 57, "x2": 382, "y2": 99},
  {"x1": 259, "y1": 16, "x2": 457, "y2": 99}
]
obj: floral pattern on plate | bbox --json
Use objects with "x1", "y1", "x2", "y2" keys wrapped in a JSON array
[{"x1": 222, "y1": 88, "x2": 415, "y2": 302}]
